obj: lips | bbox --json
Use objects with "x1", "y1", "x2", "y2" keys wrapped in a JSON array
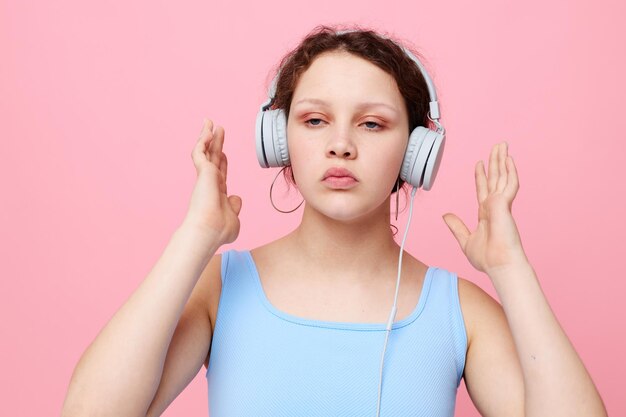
[
  {"x1": 322, "y1": 167, "x2": 358, "y2": 181},
  {"x1": 322, "y1": 167, "x2": 358, "y2": 189}
]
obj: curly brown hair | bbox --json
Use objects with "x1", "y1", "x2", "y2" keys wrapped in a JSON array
[{"x1": 268, "y1": 25, "x2": 434, "y2": 194}]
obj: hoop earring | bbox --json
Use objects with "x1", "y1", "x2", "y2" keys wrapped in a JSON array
[{"x1": 269, "y1": 166, "x2": 304, "y2": 214}]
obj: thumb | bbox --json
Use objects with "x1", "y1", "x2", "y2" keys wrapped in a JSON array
[
  {"x1": 442, "y1": 213, "x2": 470, "y2": 251},
  {"x1": 228, "y1": 195, "x2": 242, "y2": 215}
]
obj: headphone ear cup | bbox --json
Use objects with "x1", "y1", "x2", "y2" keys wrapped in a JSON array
[
  {"x1": 255, "y1": 109, "x2": 289, "y2": 168},
  {"x1": 272, "y1": 109, "x2": 289, "y2": 166},
  {"x1": 400, "y1": 127, "x2": 427, "y2": 188},
  {"x1": 255, "y1": 109, "x2": 270, "y2": 168},
  {"x1": 400, "y1": 127, "x2": 445, "y2": 190},
  {"x1": 421, "y1": 132, "x2": 445, "y2": 191}
]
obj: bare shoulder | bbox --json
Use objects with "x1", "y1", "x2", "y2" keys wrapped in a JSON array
[
  {"x1": 457, "y1": 276, "x2": 504, "y2": 350},
  {"x1": 456, "y1": 276, "x2": 525, "y2": 416}
]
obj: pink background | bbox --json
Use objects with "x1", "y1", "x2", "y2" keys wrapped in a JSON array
[{"x1": 2, "y1": 0, "x2": 624, "y2": 415}]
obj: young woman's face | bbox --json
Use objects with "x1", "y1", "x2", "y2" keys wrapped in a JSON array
[{"x1": 287, "y1": 50, "x2": 410, "y2": 222}]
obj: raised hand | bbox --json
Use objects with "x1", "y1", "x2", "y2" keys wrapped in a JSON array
[
  {"x1": 442, "y1": 142, "x2": 528, "y2": 275},
  {"x1": 182, "y1": 119, "x2": 242, "y2": 245}
]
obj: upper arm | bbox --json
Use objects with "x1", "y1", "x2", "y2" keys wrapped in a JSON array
[
  {"x1": 144, "y1": 253, "x2": 223, "y2": 417},
  {"x1": 458, "y1": 277, "x2": 525, "y2": 417}
]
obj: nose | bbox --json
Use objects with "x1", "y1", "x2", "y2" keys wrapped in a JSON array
[{"x1": 325, "y1": 127, "x2": 357, "y2": 159}]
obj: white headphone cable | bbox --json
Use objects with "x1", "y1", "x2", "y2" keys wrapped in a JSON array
[{"x1": 375, "y1": 186, "x2": 418, "y2": 417}]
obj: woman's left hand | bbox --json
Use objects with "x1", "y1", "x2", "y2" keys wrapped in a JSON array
[{"x1": 442, "y1": 142, "x2": 528, "y2": 275}]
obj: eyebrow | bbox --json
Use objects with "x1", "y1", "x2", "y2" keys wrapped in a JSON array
[{"x1": 293, "y1": 98, "x2": 399, "y2": 115}]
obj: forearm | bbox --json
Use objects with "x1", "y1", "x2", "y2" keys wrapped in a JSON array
[
  {"x1": 488, "y1": 261, "x2": 607, "y2": 417},
  {"x1": 61, "y1": 224, "x2": 221, "y2": 417}
]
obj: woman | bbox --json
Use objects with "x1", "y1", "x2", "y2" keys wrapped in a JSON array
[{"x1": 61, "y1": 26, "x2": 607, "y2": 417}]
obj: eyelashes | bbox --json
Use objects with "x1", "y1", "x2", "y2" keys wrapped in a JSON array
[
  {"x1": 304, "y1": 118, "x2": 383, "y2": 131},
  {"x1": 363, "y1": 121, "x2": 382, "y2": 130},
  {"x1": 305, "y1": 118, "x2": 324, "y2": 127}
]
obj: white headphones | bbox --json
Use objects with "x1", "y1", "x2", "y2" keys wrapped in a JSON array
[{"x1": 255, "y1": 31, "x2": 446, "y2": 191}]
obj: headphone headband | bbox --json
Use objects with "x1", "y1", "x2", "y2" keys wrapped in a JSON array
[
  {"x1": 261, "y1": 29, "x2": 442, "y2": 128},
  {"x1": 255, "y1": 28, "x2": 446, "y2": 193}
]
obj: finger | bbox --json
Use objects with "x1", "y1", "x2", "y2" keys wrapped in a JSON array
[
  {"x1": 228, "y1": 195, "x2": 242, "y2": 215},
  {"x1": 209, "y1": 125, "x2": 225, "y2": 166},
  {"x1": 487, "y1": 143, "x2": 499, "y2": 193},
  {"x1": 197, "y1": 119, "x2": 214, "y2": 147},
  {"x1": 199, "y1": 118, "x2": 213, "y2": 135},
  {"x1": 442, "y1": 213, "x2": 470, "y2": 251},
  {"x1": 496, "y1": 142, "x2": 508, "y2": 192},
  {"x1": 475, "y1": 160, "x2": 488, "y2": 204},
  {"x1": 504, "y1": 155, "x2": 519, "y2": 201},
  {"x1": 219, "y1": 152, "x2": 228, "y2": 181},
  {"x1": 193, "y1": 119, "x2": 213, "y2": 153},
  {"x1": 219, "y1": 153, "x2": 228, "y2": 194},
  {"x1": 192, "y1": 120, "x2": 214, "y2": 166}
]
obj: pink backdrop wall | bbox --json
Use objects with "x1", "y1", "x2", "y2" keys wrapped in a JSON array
[{"x1": 2, "y1": 0, "x2": 624, "y2": 415}]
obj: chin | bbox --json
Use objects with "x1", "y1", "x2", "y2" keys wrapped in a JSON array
[{"x1": 309, "y1": 198, "x2": 388, "y2": 224}]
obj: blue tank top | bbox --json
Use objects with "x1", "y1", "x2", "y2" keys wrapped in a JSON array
[{"x1": 206, "y1": 249, "x2": 467, "y2": 416}]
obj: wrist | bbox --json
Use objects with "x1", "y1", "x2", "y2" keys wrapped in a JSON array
[
  {"x1": 485, "y1": 255, "x2": 534, "y2": 281},
  {"x1": 176, "y1": 221, "x2": 224, "y2": 251}
]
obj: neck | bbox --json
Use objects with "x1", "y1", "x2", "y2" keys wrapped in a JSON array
[{"x1": 286, "y1": 198, "x2": 402, "y2": 283}]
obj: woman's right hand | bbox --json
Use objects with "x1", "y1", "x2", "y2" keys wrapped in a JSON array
[{"x1": 182, "y1": 119, "x2": 242, "y2": 245}]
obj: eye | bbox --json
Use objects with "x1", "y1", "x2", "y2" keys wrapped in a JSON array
[
  {"x1": 363, "y1": 121, "x2": 382, "y2": 130},
  {"x1": 304, "y1": 118, "x2": 325, "y2": 127}
]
